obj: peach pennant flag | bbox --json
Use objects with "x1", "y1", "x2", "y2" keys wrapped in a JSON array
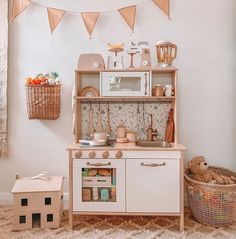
[
  {"x1": 47, "y1": 8, "x2": 65, "y2": 33},
  {"x1": 118, "y1": 5, "x2": 136, "y2": 31},
  {"x1": 152, "y1": 0, "x2": 170, "y2": 18},
  {"x1": 81, "y1": 12, "x2": 100, "y2": 38},
  {"x1": 12, "y1": 0, "x2": 30, "y2": 20}
]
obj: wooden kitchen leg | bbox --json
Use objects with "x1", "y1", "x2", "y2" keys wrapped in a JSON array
[
  {"x1": 180, "y1": 214, "x2": 184, "y2": 232},
  {"x1": 69, "y1": 153, "x2": 73, "y2": 230},
  {"x1": 69, "y1": 212, "x2": 73, "y2": 230},
  {"x1": 180, "y1": 152, "x2": 184, "y2": 232}
]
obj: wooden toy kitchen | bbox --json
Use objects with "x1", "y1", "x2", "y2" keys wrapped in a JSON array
[{"x1": 67, "y1": 42, "x2": 186, "y2": 231}]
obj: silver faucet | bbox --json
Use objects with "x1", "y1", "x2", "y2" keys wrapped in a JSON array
[{"x1": 147, "y1": 114, "x2": 157, "y2": 141}]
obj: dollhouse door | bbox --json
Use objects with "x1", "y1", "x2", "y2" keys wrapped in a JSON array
[{"x1": 73, "y1": 159, "x2": 125, "y2": 212}]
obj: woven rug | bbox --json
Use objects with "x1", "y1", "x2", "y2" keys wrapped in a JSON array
[{"x1": 0, "y1": 207, "x2": 235, "y2": 239}]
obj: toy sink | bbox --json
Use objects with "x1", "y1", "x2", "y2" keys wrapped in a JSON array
[{"x1": 136, "y1": 140, "x2": 172, "y2": 148}]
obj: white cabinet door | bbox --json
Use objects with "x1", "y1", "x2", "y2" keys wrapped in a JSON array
[
  {"x1": 126, "y1": 158, "x2": 180, "y2": 213},
  {"x1": 73, "y1": 159, "x2": 125, "y2": 212}
]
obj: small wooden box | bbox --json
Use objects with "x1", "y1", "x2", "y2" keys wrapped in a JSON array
[{"x1": 11, "y1": 176, "x2": 63, "y2": 231}]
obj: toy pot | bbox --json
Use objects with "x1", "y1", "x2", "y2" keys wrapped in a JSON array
[
  {"x1": 126, "y1": 132, "x2": 137, "y2": 142},
  {"x1": 154, "y1": 84, "x2": 164, "y2": 96},
  {"x1": 93, "y1": 132, "x2": 107, "y2": 141}
]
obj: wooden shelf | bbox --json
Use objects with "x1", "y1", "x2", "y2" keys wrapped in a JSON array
[
  {"x1": 75, "y1": 67, "x2": 177, "y2": 74},
  {"x1": 75, "y1": 96, "x2": 175, "y2": 102},
  {"x1": 75, "y1": 69, "x2": 100, "y2": 74},
  {"x1": 151, "y1": 67, "x2": 178, "y2": 73}
]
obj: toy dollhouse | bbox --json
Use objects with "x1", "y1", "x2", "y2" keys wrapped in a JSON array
[{"x1": 11, "y1": 175, "x2": 63, "y2": 231}]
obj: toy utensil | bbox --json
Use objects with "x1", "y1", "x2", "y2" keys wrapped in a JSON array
[
  {"x1": 97, "y1": 103, "x2": 103, "y2": 132},
  {"x1": 141, "y1": 102, "x2": 146, "y2": 134},
  {"x1": 136, "y1": 103, "x2": 140, "y2": 138},
  {"x1": 142, "y1": 102, "x2": 145, "y2": 122},
  {"x1": 165, "y1": 109, "x2": 174, "y2": 143},
  {"x1": 88, "y1": 103, "x2": 94, "y2": 136},
  {"x1": 106, "y1": 103, "x2": 111, "y2": 135},
  {"x1": 127, "y1": 42, "x2": 139, "y2": 68}
]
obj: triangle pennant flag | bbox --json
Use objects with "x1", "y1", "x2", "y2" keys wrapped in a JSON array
[
  {"x1": 47, "y1": 8, "x2": 65, "y2": 33},
  {"x1": 118, "y1": 5, "x2": 136, "y2": 31},
  {"x1": 12, "y1": 0, "x2": 30, "y2": 20},
  {"x1": 81, "y1": 12, "x2": 100, "y2": 37},
  {"x1": 152, "y1": 0, "x2": 170, "y2": 18}
]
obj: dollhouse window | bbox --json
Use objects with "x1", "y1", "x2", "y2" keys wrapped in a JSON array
[
  {"x1": 47, "y1": 214, "x2": 53, "y2": 222},
  {"x1": 45, "y1": 197, "x2": 51, "y2": 205},
  {"x1": 21, "y1": 198, "x2": 28, "y2": 206},
  {"x1": 19, "y1": 215, "x2": 26, "y2": 224}
]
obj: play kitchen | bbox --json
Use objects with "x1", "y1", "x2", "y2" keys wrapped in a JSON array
[{"x1": 67, "y1": 41, "x2": 186, "y2": 231}]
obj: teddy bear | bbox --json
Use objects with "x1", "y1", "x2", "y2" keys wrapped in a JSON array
[{"x1": 188, "y1": 156, "x2": 236, "y2": 184}]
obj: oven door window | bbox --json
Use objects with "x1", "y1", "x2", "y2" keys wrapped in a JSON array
[{"x1": 81, "y1": 168, "x2": 116, "y2": 202}]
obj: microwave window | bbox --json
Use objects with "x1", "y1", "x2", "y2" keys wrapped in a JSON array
[{"x1": 109, "y1": 77, "x2": 141, "y2": 92}]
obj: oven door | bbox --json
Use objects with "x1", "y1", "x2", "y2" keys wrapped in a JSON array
[
  {"x1": 73, "y1": 158, "x2": 125, "y2": 212},
  {"x1": 101, "y1": 71, "x2": 150, "y2": 96}
]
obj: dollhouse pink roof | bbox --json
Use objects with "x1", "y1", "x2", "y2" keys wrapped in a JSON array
[{"x1": 11, "y1": 176, "x2": 63, "y2": 193}]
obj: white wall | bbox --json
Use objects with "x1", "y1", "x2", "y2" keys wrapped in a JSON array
[{"x1": 1, "y1": 0, "x2": 236, "y2": 199}]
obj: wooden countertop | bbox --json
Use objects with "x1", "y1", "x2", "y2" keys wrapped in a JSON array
[{"x1": 67, "y1": 142, "x2": 186, "y2": 151}]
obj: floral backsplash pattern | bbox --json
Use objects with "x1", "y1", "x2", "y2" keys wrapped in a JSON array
[{"x1": 81, "y1": 103, "x2": 172, "y2": 140}]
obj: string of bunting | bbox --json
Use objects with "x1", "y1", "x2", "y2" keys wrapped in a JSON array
[{"x1": 12, "y1": 0, "x2": 170, "y2": 37}]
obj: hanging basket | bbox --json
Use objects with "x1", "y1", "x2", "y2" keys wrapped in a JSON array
[
  {"x1": 25, "y1": 84, "x2": 61, "y2": 120},
  {"x1": 185, "y1": 167, "x2": 236, "y2": 227}
]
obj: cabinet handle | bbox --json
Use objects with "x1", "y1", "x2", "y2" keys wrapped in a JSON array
[
  {"x1": 144, "y1": 73, "x2": 147, "y2": 95},
  {"x1": 140, "y1": 162, "x2": 166, "y2": 167},
  {"x1": 86, "y1": 162, "x2": 111, "y2": 167}
]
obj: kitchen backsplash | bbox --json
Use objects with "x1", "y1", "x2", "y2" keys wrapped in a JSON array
[{"x1": 82, "y1": 103, "x2": 172, "y2": 140}]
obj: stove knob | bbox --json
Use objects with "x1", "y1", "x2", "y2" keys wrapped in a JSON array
[
  {"x1": 89, "y1": 151, "x2": 96, "y2": 159},
  {"x1": 74, "y1": 150, "x2": 82, "y2": 159},
  {"x1": 115, "y1": 150, "x2": 123, "y2": 159},
  {"x1": 102, "y1": 150, "x2": 109, "y2": 159}
]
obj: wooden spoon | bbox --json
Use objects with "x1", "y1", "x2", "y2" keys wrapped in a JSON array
[
  {"x1": 97, "y1": 103, "x2": 103, "y2": 133},
  {"x1": 106, "y1": 103, "x2": 111, "y2": 135},
  {"x1": 88, "y1": 103, "x2": 94, "y2": 136}
]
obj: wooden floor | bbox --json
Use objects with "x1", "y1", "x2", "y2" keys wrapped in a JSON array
[{"x1": 0, "y1": 206, "x2": 235, "y2": 239}]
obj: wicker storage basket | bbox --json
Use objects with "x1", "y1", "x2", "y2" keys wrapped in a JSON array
[
  {"x1": 25, "y1": 84, "x2": 61, "y2": 120},
  {"x1": 185, "y1": 167, "x2": 236, "y2": 227}
]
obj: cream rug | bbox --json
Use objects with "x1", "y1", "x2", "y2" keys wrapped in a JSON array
[{"x1": 0, "y1": 207, "x2": 235, "y2": 239}]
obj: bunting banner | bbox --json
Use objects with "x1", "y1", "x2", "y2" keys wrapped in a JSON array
[
  {"x1": 12, "y1": 0, "x2": 171, "y2": 36},
  {"x1": 152, "y1": 0, "x2": 170, "y2": 18},
  {"x1": 12, "y1": 0, "x2": 30, "y2": 20},
  {"x1": 47, "y1": 8, "x2": 65, "y2": 33},
  {"x1": 81, "y1": 12, "x2": 100, "y2": 37},
  {"x1": 118, "y1": 5, "x2": 136, "y2": 31}
]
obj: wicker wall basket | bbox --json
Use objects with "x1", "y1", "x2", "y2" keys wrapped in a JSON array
[
  {"x1": 25, "y1": 84, "x2": 61, "y2": 120},
  {"x1": 185, "y1": 167, "x2": 236, "y2": 227}
]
